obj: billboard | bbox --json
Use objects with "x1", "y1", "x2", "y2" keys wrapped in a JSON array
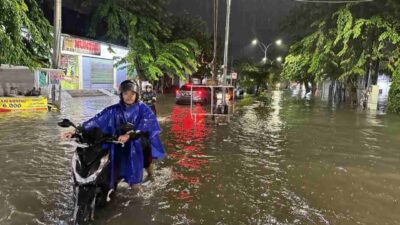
[
  {"x1": 59, "y1": 54, "x2": 80, "y2": 90},
  {"x1": 63, "y1": 37, "x2": 101, "y2": 55}
]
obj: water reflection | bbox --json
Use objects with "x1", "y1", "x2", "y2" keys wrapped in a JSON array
[
  {"x1": 167, "y1": 105, "x2": 211, "y2": 203},
  {"x1": 0, "y1": 93, "x2": 400, "y2": 225}
]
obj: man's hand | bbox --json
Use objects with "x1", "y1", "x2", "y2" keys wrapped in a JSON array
[
  {"x1": 63, "y1": 131, "x2": 74, "y2": 140},
  {"x1": 118, "y1": 134, "x2": 130, "y2": 144}
]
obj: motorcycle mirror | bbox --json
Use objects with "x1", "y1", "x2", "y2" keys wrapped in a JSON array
[{"x1": 58, "y1": 119, "x2": 76, "y2": 128}]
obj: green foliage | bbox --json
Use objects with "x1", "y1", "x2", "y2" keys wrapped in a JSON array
[
  {"x1": 388, "y1": 78, "x2": 400, "y2": 113},
  {"x1": 237, "y1": 60, "x2": 281, "y2": 92},
  {"x1": 0, "y1": 0, "x2": 52, "y2": 68},
  {"x1": 282, "y1": 1, "x2": 400, "y2": 111},
  {"x1": 388, "y1": 61, "x2": 400, "y2": 113},
  {"x1": 256, "y1": 91, "x2": 272, "y2": 107},
  {"x1": 236, "y1": 95, "x2": 256, "y2": 107},
  {"x1": 169, "y1": 12, "x2": 214, "y2": 77},
  {"x1": 88, "y1": 0, "x2": 201, "y2": 81}
]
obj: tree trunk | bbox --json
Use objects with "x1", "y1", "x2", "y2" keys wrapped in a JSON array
[
  {"x1": 345, "y1": 81, "x2": 358, "y2": 105},
  {"x1": 304, "y1": 80, "x2": 311, "y2": 94},
  {"x1": 311, "y1": 80, "x2": 317, "y2": 96},
  {"x1": 373, "y1": 59, "x2": 380, "y2": 85},
  {"x1": 134, "y1": 57, "x2": 145, "y2": 91},
  {"x1": 160, "y1": 77, "x2": 165, "y2": 94}
]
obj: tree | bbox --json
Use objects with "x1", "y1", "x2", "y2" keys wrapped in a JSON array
[
  {"x1": 236, "y1": 60, "x2": 281, "y2": 94},
  {"x1": 169, "y1": 12, "x2": 214, "y2": 78},
  {"x1": 282, "y1": 1, "x2": 400, "y2": 106},
  {"x1": 87, "y1": 0, "x2": 201, "y2": 81},
  {"x1": 0, "y1": 0, "x2": 52, "y2": 68}
]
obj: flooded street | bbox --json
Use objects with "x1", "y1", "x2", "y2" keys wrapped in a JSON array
[{"x1": 0, "y1": 91, "x2": 399, "y2": 225}]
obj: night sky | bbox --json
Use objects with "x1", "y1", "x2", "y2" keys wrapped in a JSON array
[
  {"x1": 168, "y1": 0, "x2": 297, "y2": 59},
  {"x1": 44, "y1": 0, "x2": 302, "y2": 59}
]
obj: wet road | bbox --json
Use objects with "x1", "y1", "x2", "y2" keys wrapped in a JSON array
[{"x1": 0, "y1": 91, "x2": 399, "y2": 225}]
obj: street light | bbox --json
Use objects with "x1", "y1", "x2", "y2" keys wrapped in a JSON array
[
  {"x1": 276, "y1": 56, "x2": 282, "y2": 62},
  {"x1": 262, "y1": 57, "x2": 267, "y2": 63},
  {"x1": 251, "y1": 38, "x2": 283, "y2": 64}
]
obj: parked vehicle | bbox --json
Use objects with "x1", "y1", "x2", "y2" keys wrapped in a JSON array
[
  {"x1": 234, "y1": 87, "x2": 244, "y2": 99},
  {"x1": 175, "y1": 84, "x2": 211, "y2": 105}
]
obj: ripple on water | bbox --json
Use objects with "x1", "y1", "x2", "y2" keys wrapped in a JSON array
[{"x1": 1, "y1": 93, "x2": 400, "y2": 225}]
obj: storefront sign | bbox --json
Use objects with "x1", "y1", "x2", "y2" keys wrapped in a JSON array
[
  {"x1": 0, "y1": 97, "x2": 48, "y2": 112},
  {"x1": 63, "y1": 37, "x2": 101, "y2": 55}
]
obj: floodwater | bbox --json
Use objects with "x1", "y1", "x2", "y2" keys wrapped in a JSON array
[{"x1": 0, "y1": 91, "x2": 399, "y2": 225}]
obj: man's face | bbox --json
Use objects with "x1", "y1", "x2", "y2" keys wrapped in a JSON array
[
  {"x1": 146, "y1": 87, "x2": 152, "y2": 92},
  {"x1": 122, "y1": 91, "x2": 137, "y2": 105}
]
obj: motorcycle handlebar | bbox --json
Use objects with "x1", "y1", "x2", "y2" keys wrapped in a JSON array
[{"x1": 59, "y1": 119, "x2": 147, "y2": 146}]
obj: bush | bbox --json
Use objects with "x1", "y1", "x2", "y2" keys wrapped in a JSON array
[
  {"x1": 237, "y1": 96, "x2": 256, "y2": 107},
  {"x1": 388, "y1": 78, "x2": 400, "y2": 113},
  {"x1": 256, "y1": 92, "x2": 272, "y2": 107}
]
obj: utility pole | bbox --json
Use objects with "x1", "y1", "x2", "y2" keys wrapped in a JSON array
[
  {"x1": 52, "y1": 0, "x2": 62, "y2": 108},
  {"x1": 52, "y1": 0, "x2": 62, "y2": 69},
  {"x1": 212, "y1": 0, "x2": 219, "y2": 82},
  {"x1": 222, "y1": 0, "x2": 232, "y2": 104}
]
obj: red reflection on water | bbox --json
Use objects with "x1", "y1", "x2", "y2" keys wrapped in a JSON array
[
  {"x1": 168, "y1": 105, "x2": 210, "y2": 201},
  {"x1": 171, "y1": 190, "x2": 193, "y2": 202},
  {"x1": 170, "y1": 105, "x2": 209, "y2": 169},
  {"x1": 171, "y1": 173, "x2": 200, "y2": 186}
]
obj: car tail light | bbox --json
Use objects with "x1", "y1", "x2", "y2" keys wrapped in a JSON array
[
  {"x1": 176, "y1": 90, "x2": 180, "y2": 95},
  {"x1": 197, "y1": 91, "x2": 202, "y2": 95}
]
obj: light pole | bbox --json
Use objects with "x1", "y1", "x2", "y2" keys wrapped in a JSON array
[
  {"x1": 52, "y1": 0, "x2": 62, "y2": 110},
  {"x1": 252, "y1": 38, "x2": 282, "y2": 64},
  {"x1": 52, "y1": 0, "x2": 62, "y2": 69},
  {"x1": 221, "y1": 0, "x2": 232, "y2": 107}
]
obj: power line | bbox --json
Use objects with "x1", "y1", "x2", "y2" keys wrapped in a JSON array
[{"x1": 295, "y1": 0, "x2": 373, "y2": 3}]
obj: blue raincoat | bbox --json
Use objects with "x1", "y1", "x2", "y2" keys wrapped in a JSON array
[{"x1": 82, "y1": 101, "x2": 165, "y2": 187}]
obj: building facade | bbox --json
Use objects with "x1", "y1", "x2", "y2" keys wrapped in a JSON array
[{"x1": 59, "y1": 35, "x2": 129, "y2": 90}]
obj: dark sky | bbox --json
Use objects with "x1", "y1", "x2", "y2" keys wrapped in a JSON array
[
  {"x1": 44, "y1": 0, "x2": 300, "y2": 59},
  {"x1": 168, "y1": 0, "x2": 297, "y2": 59}
]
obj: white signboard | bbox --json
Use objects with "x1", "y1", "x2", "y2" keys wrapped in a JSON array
[{"x1": 232, "y1": 72, "x2": 237, "y2": 80}]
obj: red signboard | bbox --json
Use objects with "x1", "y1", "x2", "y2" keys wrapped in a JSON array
[{"x1": 63, "y1": 37, "x2": 101, "y2": 55}]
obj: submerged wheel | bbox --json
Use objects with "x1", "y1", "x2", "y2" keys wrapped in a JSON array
[
  {"x1": 73, "y1": 205, "x2": 88, "y2": 225},
  {"x1": 72, "y1": 186, "x2": 93, "y2": 225},
  {"x1": 95, "y1": 187, "x2": 109, "y2": 208}
]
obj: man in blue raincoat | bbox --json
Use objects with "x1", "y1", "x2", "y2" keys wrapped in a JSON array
[{"x1": 64, "y1": 80, "x2": 165, "y2": 191}]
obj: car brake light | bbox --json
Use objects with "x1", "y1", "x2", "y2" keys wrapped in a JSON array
[
  {"x1": 197, "y1": 91, "x2": 202, "y2": 95},
  {"x1": 176, "y1": 90, "x2": 180, "y2": 95}
]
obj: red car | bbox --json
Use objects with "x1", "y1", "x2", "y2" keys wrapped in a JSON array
[{"x1": 175, "y1": 84, "x2": 211, "y2": 105}]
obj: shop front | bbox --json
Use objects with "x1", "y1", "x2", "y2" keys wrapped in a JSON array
[{"x1": 60, "y1": 35, "x2": 128, "y2": 90}]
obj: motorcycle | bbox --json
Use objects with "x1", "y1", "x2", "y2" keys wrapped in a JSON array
[
  {"x1": 142, "y1": 92, "x2": 157, "y2": 116},
  {"x1": 146, "y1": 99, "x2": 157, "y2": 116},
  {"x1": 58, "y1": 119, "x2": 134, "y2": 225}
]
